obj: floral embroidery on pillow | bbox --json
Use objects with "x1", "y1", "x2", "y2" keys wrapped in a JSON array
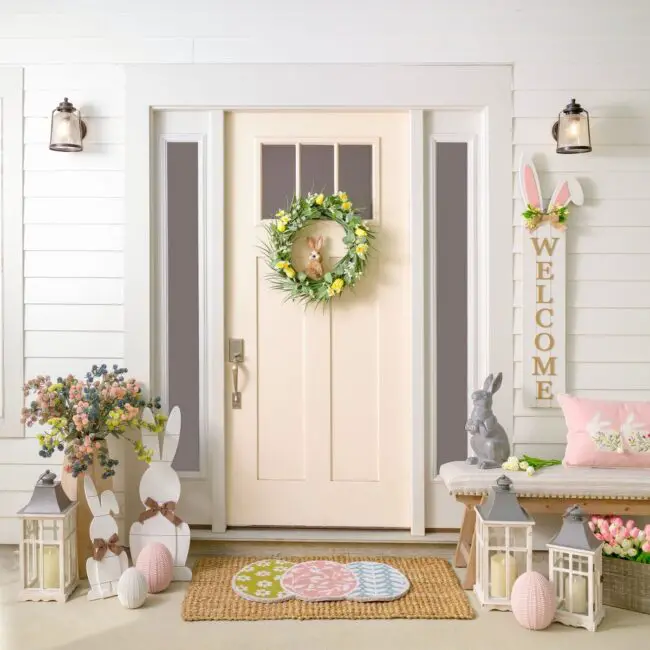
[
  {"x1": 586, "y1": 412, "x2": 650, "y2": 454},
  {"x1": 591, "y1": 430, "x2": 624, "y2": 453},
  {"x1": 586, "y1": 413, "x2": 623, "y2": 453},
  {"x1": 621, "y1": 413, "x2": 650, "y2": 453},
  {"x1": 626, "y1": 431, "x2": 650, "y2": 453}
]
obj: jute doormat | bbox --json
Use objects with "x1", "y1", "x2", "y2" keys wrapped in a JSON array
[{"x1": 181, "y1": 556, "x2": 474, "y2": 621}]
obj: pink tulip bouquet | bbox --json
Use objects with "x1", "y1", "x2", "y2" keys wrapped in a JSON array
[{"x1": 589, "y1": 516, "x2": 650, "y2": 563}]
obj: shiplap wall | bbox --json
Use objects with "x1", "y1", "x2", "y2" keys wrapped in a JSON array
[{"x1": 0, "y1": 0, "x2": 649, "y2": 542}]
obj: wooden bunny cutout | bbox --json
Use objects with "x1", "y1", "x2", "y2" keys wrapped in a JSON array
[
  {"x1": 84, "y1": 475, "x2": 129, "y2": 600},
  {"x1": 129, "y1": 406, "x2": 192, "y2": 581}
]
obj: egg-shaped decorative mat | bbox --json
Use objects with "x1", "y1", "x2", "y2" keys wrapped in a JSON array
[
  {"x1": 280, "y1": 560, "x2": 358, "y2": 602},
  {"x1": 231, "y1": 559, "x2": 295, "y2": 603},
  {"x1": 345, "y1": 561, "x2": 410, "y2": 602}
]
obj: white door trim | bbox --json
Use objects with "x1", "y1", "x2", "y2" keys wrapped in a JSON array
[
  {"x1": 0, "y1": 67, "x2": 24, "y2": 438},
  {"x1": 409, "y1": 110, "x2": 426, "y2": 537},
  {"x1": 124, "y1": 64, "x2": 512, "y2": 536}
]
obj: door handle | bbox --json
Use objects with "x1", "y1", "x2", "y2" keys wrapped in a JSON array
[
  {"x1": 231, "y1": 356, "x2": 242, "y2": 409},
  {"x1": 229, "y1": 338, "x2": 244, "y2": 409}
]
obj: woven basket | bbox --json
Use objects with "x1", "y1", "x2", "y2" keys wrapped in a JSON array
[{"x1": 602, "y1": 557, "x2": 650, "y2": 614}]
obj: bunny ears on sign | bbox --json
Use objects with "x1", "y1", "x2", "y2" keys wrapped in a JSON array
[
  {"x1": 84, "y1": 475, "x2": 120, "y2": 517},
  {"x1": 139, "y1": 406, "x2": 181, "y2": 464},
  {"x1": 519, "y1": 156, "x2": 584, "y2": 232}
]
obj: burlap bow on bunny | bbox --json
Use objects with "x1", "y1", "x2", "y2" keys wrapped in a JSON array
[
  {"x1": 524, "y1": 207, "x2": 568, "y2": 233},
  {"x1": 137, "y1": 497, "x2": 183, "y2": 526},
  {"x1": 92, "y1": 533, "x2": 122, "y2": 561}
]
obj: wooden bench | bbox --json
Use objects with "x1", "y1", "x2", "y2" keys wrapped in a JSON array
[{"x1": 439, "y1": 461, "x2": 650, "y2": 590}]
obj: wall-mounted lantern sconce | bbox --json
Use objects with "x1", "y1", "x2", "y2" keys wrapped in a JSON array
[
  {"x1": 49, "y1": 98, "x2": 87, "y2": 152},
  {"x1": 552, "y1": 98, "x2": 592, "y2": 154}
]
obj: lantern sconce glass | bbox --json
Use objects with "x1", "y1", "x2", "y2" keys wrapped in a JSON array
[
  {"x1": 552, "y1": 98, "x2": 592, "y2": 154},
  {"x1": 49, "y1": 97, "x2": 88, "y2": 153}
]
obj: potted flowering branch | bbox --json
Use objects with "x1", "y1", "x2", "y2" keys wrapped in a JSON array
[
  {"x1": 21, "y1": 363, "x2": 166, "y2": 576},
  {"x1": 589, "y1": 515, "x2": 650, "y2": 614}
]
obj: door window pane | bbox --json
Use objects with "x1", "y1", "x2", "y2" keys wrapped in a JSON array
[
  {"x1": 300, "y1": 144, "x2": 334, "y2": 196},
  {"x1": 166, "y1": 141, "x2": 200, "y2": 472},
  {"x1": 261, "y1": 144, "x2": 296, "y2": 218},
  {"x1": 338, "y1": 144, "x2": 373, "y2": 219},
  {"x1": 435, "y1": 142, "x2": 468, "y2": 471}
]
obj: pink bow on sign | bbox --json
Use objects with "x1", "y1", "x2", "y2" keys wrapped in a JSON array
[{"x1": 138, "y1": 497, "x2": 183, "y2": 526}]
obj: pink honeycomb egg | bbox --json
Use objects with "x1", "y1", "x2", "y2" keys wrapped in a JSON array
[
  {"x1": 511, "y1": 571, "x2": 556, "y2": 630},
  {"x1": 135, "y1": 542, "x2": 173, "y2": 593}
]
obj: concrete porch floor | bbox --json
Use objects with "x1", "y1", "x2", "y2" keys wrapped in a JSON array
[{"x1": 2, "y1": 543, "x2": 649, "y2": 650}]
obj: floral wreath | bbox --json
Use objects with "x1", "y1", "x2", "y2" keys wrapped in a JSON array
[{"x1": 261, "y1": 191, "x2": 374, "y2": 304}]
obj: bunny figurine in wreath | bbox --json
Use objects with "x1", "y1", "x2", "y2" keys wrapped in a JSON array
[
  {"x1": 466, "y1": 373, "x2": 511, "y2": 469},
  {"x1": 84, "y1": 475, "x2": 129, "y2": 600},
  {"x1": 305, "y1": 235, "x2": 324, "y2": 280},
  {"x1": 129, "y1": 406, "x2": 192, "y2": 581}
]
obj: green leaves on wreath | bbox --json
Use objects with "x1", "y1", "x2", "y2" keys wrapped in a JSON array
[
  {"x1": 324, "y1": 272, "x2": 333, "y2": 284},
  {"x1": 343, "y1": 232, "x2": 355, "y2": 246}
]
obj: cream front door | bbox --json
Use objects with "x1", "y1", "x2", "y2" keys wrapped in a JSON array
[{"x1": 225, "y1": 112, "x2": 410, "y2": 528}]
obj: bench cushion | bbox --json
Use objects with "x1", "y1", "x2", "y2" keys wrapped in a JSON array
[{"x1": 439, "y1": 461, "x2": 650, "y2": 499}]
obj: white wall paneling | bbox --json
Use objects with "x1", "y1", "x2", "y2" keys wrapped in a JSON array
[
  {"x1": 25, "y1": 332, "x2": 124, "y2": 358},
  {"x1": 25, "y1": 305, "x2": 124, "y2": 332},
  {"x1": 24, "y1": 197, "x2": 124, "y2": 224},
  {"x1": 24, "y1": 171, "x2": 124, "y2": 198},
  {"x1": 25, "y1": 278, "x2": 123, "y2": 304},
  {"x1": 24, "y1": 225, "x2": 124, "y2": 251},
  {"x1": 25, "y1": 252, "x2": 124, "y2": 278}
]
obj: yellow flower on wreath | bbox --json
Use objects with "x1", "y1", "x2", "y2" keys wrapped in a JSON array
[
  {"x1": 315, "y1": 193, "x2": 325, "y2": 205},
  {"x1": 327, "y1": 277, "x2": 345, "y2": 296},
  {"x1": 356, "y1": 243, "x2": 369, "y2": 257},
  {"x1": 285, "y1": 266, "x2": 296, "y2": 279},
  {"x1": 275, "y1": 260, "x2": 290, "y2": 270},
  {"x1": 355, "y1": 227, "x2": 367, "y2": 238},
  {"x1": 342, "y1": 201, "x2": 352, "y2": 211},
  {"x1": 275, "y1": 210, "x2": 290, "y2": 231},
  {"x1": 338, "y1": 191, "x2": 348, "y2": 202}
]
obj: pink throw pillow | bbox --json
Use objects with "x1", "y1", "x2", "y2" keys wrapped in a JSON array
[{"x1": 558, "y1": 394, "x2": 650, "y2": 469}]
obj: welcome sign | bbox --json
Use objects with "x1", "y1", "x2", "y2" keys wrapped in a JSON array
[{"x1": 519, "y1": 157, "x2": 583, "y2": 408}]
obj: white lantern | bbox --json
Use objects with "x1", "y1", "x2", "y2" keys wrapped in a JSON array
[
  {"x1": 547, "y1": 505, "x2": 604, "y2": 632},
  {"x1": 474, "y1": 475, "x2": 535, "y2": 610},
  {"x1": 17, "y1": 470, "x2": 79, "y2": 603}
]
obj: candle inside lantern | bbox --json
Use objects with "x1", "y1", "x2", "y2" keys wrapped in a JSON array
[
  {"x1": 490, "y1": 552, "x2": 518, "y2": 598},
  {"x1": 564, "y1": 574, "x2": 588, "y2": 614},
  {"x1": 43, "y1": 545, "x2": 60, "y2": 589}
]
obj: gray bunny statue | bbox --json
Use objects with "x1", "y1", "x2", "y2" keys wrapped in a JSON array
[{"x1": 466, "y1": 372, "x2": 510, "y2": 469}]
